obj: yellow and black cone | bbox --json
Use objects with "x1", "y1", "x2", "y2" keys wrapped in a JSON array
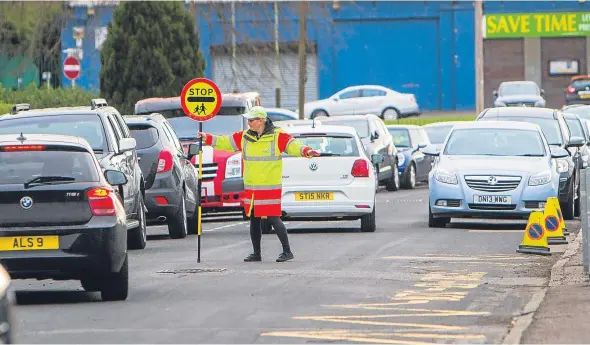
[
  {"x1": 516, "y1": 210, "x2": 551, "y2": 256},
  {"x1": 546, "y1": 197, "x2": 570, "y2": 236},
  {"x1": 544, "y1": 200, "x2": 568, "y2": 245}
]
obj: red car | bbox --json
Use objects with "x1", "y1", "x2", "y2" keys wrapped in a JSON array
[{"x1": 134, "y1": 92, "x2": 261, "y2": 218}]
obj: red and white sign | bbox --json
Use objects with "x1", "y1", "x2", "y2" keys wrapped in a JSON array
[{"x1": 63, "y1": 56, "x2": 81, "y2": 80}]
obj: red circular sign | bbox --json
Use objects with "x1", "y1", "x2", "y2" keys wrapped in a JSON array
[
  {"x1": 180, "y1": 78, "x2": 222, "y2": 122},
  {"x1": 63, "y1": 56, "x2": 81, "y2": 80}
]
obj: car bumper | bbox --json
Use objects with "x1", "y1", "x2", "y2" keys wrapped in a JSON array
[
  {"x1": 429, "y1": 177, "x2": 558, "y2": 219},
  {"x1": 281, "y1": 184, "x2": 375, "y2": 220},
  {"x1": 398, "y1": 104, "x2": 421, "y2": 116},
  {"x1": 565, "y1": 94, "x2": 590, "y2": 105},
  {"x1": 201, "y1": 177, "x2": 246, "y2": 212},
  {"x1": 0, "y1": 219, "x2": 127, "y2": 280},
  {"x1": 145, "y1": 187, "x2": 183, "y2": 218}
]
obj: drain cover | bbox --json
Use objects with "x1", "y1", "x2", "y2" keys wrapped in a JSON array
[{"x1": 157, "y1": 268, "x2": 227, "y2": 274}]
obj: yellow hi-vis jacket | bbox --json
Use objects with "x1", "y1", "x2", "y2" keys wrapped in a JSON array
[{"x1": 204, "y1": 120, "x2": 312, "y2": 217}]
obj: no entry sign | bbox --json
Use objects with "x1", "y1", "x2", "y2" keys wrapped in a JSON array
[{"x1": 63, "y1": 56, "x2": 81, "y2": 81}]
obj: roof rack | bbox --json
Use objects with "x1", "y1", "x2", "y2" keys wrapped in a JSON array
[
  {"x1": 90, "y1": 98, "x2": 108, "y2": 109},
  {"x1": 10, "y1": 103, "x2": 31, "y2": 115}
]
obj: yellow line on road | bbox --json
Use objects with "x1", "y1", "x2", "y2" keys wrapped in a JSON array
[
  {"x1": 382, "y1": 255, "x2": 528, "y2": 261},
  {"x1": 468, "y1": 229, "x2": 523, "y2": 233},
  {"x1": 261, "y1": 330, "x2": 437, "y2": 345},
  {"x1": 316, "y1": 307, "x2": 490, "y2": 317},
  {"x1": 291, "y1": 316, "x2": 465, "y2": 330}
]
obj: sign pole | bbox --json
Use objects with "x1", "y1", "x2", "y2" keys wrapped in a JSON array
[
  {"x1": 197, "y1": 121, "x2": 203, "y2": 263},
  {"x1": 180, "y1": 77, "x2": 223, "y2": 264}
]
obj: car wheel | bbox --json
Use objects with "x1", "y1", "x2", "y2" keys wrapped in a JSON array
[
  {"x1": 561, "y1": 182, "x2": 575, "y2": 221},
  {"x1": 360, "y1": 204, "x2": 376, "y2": 232},
  {"x1": 401, "y1": 163, "x2": 416, "y2": 189},
  {"x1": 127, "y1": 194, "x2": 147, "y2": 250},
  {"x1": 385, "y1": 163, "x2": 400, "y2": 191},
  {"x1": 168, "y1": 195, "x2": 188, "y2": 239},
  {"x1": 311, "y1": 110, "x2": 328, "y2": 119},
  {"x1": 428, "y1": 205, "x2": 450, "y2": 228},
  {"x1": 100, "y1": 254, "x2": 129, "y2": 302},
  {"x1": 382, "y1": 108, "x2": 399, "y2": 121}
]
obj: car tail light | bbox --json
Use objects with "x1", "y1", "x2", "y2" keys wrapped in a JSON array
[
  {"x1": 87, "y1": 187, "x2": 116, "y2": 216},
  {"x1": 351, "y1": 159, "x2": 370, "y2": 177},
  {"x1": 157, "y1": 150, "x2": 174, "y2": 173},
  {"x1": 567, "y1": 87, "x2": 576, "y2": 94},
  {"x1": 2, "y1": 145, "x2": 46, "y2": 151}
]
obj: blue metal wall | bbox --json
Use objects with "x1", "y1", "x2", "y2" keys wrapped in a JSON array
[{"x1": 59, "y1": 1, "x2": 590, "y2": 111}]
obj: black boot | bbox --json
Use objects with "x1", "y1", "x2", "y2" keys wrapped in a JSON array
[
  {"x1": 276, "y1": 252, "x2": 294, "y2": 262},
  {"x1": 244, "y1": 253, "x2": 262, "y2": 262}
]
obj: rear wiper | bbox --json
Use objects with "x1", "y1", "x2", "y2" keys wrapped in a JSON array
[
  {"x1": 93, "y1": 149, "x2": 104, "y2": 153},
  {"x1": 24, "y1": 176, "x2": 76, "y2": 189},
  {"x1": 520, "y1": 154, "x2": 544, "y2": 157},
  {"x1": 319, "y1": 153, "x2": 341, "y2": 156}
]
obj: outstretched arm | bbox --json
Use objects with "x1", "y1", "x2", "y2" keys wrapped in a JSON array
[
  {"x1": 277, "y1": 132, "x2": 320, "y2": 157},
  {"x1": 199, "y1": 131, "x2": 243, "y2": 152}
]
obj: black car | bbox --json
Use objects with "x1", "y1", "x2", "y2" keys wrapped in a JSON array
[
  {"x1": 476, "y1": 107, "x2": 584, "y2": 219},
  {"x1": 0, "y1": 133, "x2": 129, "y2": 301},
  {"x1": 564, "y1": 75, "x2": 590, "y2": 105},
  {"x1": 124, "y1": 114, "x2": 199, "y2": 238},
  {"x1": 492, "y1": 81, "x2": 546, "y2": 107},
  {"x1": 1, "y1": 100, "x2": 147, "y2": 249}
]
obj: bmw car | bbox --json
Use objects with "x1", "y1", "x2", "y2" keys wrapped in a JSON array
[{"x1": 424, "y1": 121, "x2": 568, "y2": 228}]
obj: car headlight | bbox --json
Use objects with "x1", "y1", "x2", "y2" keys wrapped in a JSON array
[
  {"x1": 225, "y1": 153, "x2": 242, "y2": 178},
  {"x1": 435, "y1": 169, "x2": 458, "y2": 185},
  {"x1": 397, "y1": 153, "x2": 405, "y2": 166},
  {"x1": 529, "y1": 170, "x2": 551, "y2": 186},
  {"x1": 556, "y1": 158, "x2": 569, "y2": 173}
]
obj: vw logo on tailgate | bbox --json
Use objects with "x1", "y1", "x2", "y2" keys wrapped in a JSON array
[
  {"x1": 20, "y1": 196, "x2": 33, "y2": 209},
  {"x1": 309, "y1": 162, "x2": 318, "y2": 171}
]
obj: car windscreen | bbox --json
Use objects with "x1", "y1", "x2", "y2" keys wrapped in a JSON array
[
  {"x1": 565, "y1": 118, "x2": 585, "y2": 139},
  {"x1": 499, "y1": 83, "x2": 539, "y2": 96},
  {"x1": 285, "y1": 134, "x2": 360, "y2": 157},
  {"x1": 424, "y1": 125, "x2": 453, "y2": 144},
  {"x1": 321, "y1": 120, "x2": 370, "y2": 138},
  {"x1": 387, "y1": 128, "x2": 411, "y2": 148},
  {"x1": 128, "y1": 125, "x2": 159, "y2": 149},
  {"x1": 444, "y1": 128, "x2": 546, "y2": 156},
  {"x1": 565, "y1": 107, "x2": 590, "y2": 120},
  {"x1": 482, "y1": 116, "x2": 563, "y2": 146},
  {"x1": 0, "y1": 115, "x2": 107, "y2": 151},
  {"x1": 0, "y1": 150, "x2": 99, "y2": 184},
  {"x1": 148, "y1": 108, "x2": 245, "y2": 140}
]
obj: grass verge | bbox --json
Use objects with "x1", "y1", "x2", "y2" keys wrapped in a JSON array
[{"x1": 384, "y1": 115, "x2": 476, "y2": 126}]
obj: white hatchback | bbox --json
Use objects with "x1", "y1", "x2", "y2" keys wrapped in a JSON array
[{"x1": 280, "y1": 124, "x2": 381, "y2": 232}]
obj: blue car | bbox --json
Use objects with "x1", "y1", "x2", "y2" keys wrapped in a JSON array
[
  {"x1": 386, "y1": 124, "x2": 432, "y2": 189},
  {"x1": 423, "y1": 121, "x2": 568, "y2": 228}
]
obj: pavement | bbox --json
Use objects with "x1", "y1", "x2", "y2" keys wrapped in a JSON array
[{"x1": 6, "y1": 185, "x2": 583, "y2": 344}]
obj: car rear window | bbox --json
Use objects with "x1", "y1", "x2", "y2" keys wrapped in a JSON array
[
  {"x1": 388, "y1": 128, "x2": 411, "y2": 147},
  {"x1": 128, "y1": 125, "x2": 159, "y2": 149},
  {"x1": 0, "y1": 114, "x2": 107, "y2": 151},
  {"x1": 572, "y1": 80, "x2": 590, "y2": 88},
  {"x1": 286, "y1": 135, "x2": 360, "y2": 157},
  {"x1": 0, "y1": 150, "x2": 100, "y2": 185}
]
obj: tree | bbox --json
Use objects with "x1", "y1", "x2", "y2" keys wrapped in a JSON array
[{"x1": 100, "y1": 1, "x2": 205, "y2": 114}]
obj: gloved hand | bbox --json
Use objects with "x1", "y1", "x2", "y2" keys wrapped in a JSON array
[{"x1": 307, "y1": 149, "x2": 321, "y2": 157}]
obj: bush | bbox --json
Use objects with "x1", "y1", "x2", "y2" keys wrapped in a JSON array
[
  {"x1": 0, "y1": 103, "x2": 11, "y2": 115},
  {"x1": 0, "y1": 84, "x2": 98, "y2": 110}
]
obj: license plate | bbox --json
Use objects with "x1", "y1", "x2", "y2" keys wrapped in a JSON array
[
  {"x1": 0, "y1": 236, "x2": 59, "y2": 251},
  {"x1": 474, "y1": 195, "x2": 512, "y2": 204},
  {"x1": 295, "y1": 192, "x2": 334, "y2": 201},
  {"x1": 580, "y1": 94, "x2": 590, "y2": 99}
]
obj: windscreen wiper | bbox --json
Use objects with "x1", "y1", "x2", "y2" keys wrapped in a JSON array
[{"x1": 24, "y1": 176, "x2": 76, "y2": 189}]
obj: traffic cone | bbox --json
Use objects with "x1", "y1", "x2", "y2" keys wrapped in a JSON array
[
  {"x1": 543, "y1": 200, "x2": 568, "y2": 245},
  {"x1": 516, "y1": 210, "x2": 551, "y2": 256},
  {"x1": 546, "y1": 197, "x2": 570, "y2": 236}
]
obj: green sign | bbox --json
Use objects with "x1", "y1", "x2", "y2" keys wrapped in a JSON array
[{"x1": 484, "y1": 12, "x2": 590, "y2": 38}]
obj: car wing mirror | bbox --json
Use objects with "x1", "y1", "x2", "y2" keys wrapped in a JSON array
[
  {"x1": 550, "y1": 147, "x2": 569, "y2": 158},
  {"x1": 105, "y1": 169, "x2": 128, "y2": 186},
  {"x1": 422, "y1": 145, "x2": 440, "y2": 156},
  {"x1": 371, "y1": 153, "x2": 384, "y2": 164},
  {"x1": 188, "y1": 143, "x2": 200, "y2": 158},
  {"x1": 118, "y1": 138, "x2": 136, "y2": 153},
  {"x1": 568, "y1": 136, "x2": 585, "y2": 147}
]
